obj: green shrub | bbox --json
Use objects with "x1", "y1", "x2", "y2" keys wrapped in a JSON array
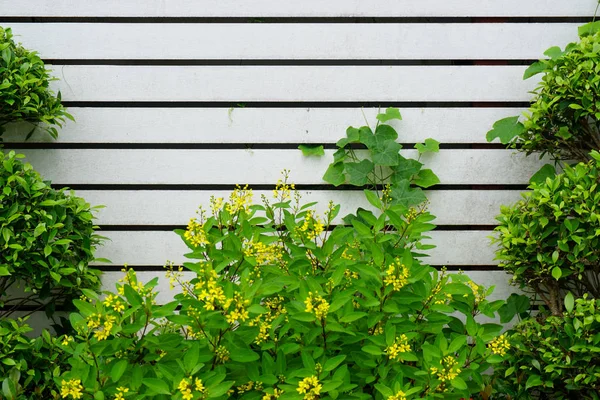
[
  {"x1": 0, "y1": 150, "x2": 103, "y2": 319},
  {"x1": 0, "y1": 26, "x2": 72, "y2": 139},
  {"x1": 486, "y1": 24, "x2": 600, "y2": 163},
  {"x1": 492, "y1": 151, "x2": 600, "y2": 316},
  {"x1": 57, "y1": 114, "x2": 508, "y2": 399},
  {"x1": 0, "y1": 318, "x2": 67, "y2": 400},
  {"x1": 492, "y1": 296, "x2": 600, "y2": 400}
]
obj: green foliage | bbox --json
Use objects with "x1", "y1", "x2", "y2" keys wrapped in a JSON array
[
  {"x1": 486, "y1": 27, "x2": 600, "y2": 162},
  {"x1": 492, "y1": 152, "x2": 600, "y2": 316},
  {"x1": 0, "y1": 26, "x2": 72, "y2": 140},
  {"x1": 0, "y1": 318, "x2": 67, "y2": 400},
  {"x1": 298, "y1": 145, "x2": 325, "y2": 157},
  {"x1": 0, "y1": 150, "x2": 103, "y2": 319},
  {"x1": 58, "y1": 167, "x2": 507, "y2": 399},
  {"x1": 324, "y1": 108, "x2": 440, "y2": 208},
  {"x1": 493, "y1": 296, "x2": 600, "y2": 399}
]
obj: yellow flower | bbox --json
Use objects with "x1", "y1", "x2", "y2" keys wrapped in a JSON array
[
  {"x1": 488, "y1": 334, "x2": 511, "y2": 356},
  {"x1": 432, "y1": 355, "x2": 462, "y2": 382},
  {"x1": 60, "y1": 379, "x2": 83, "y2": 399},
  {"x1": 383, "y1": 258, "x2": 410, "y2": 291},
  {"x1": 304, "y1": 292, "x2": 329, "y2": 320},
  {"x1": 296, "y1": 376, "x2": 322, "y2": 400},
  {"x1": 61, "y1": 335, "x2": 74, "y2": 346},
  {"x1": 387, "y1": 391, "x2": 407, "y2": 400},
  {"x1": 113, "y1": 300, "x2": 125, "y2": 313},
  {"x1": 385, "y1": 334, "x2": 411, "y2": 361},
  {"x1": 114, "y1": 386, "x2": 129, "y2": 400}
]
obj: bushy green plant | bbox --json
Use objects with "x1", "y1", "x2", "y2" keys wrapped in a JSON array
[
  {"x1": 57, "y1": 113, "x2": 509, "y2": 400},
  {"x1": 492, "y1": 151, "x2": 600, "y2": 316},
  {"x1": 486, "y1": 23, "x2": 600, "y2": 162},
  {"x1": 323, "y1": 107, "x2": 440, "y2": 204},
  {"x1": 0, "y1": 150, "x2": 103, "y2": 319},
  {"x1": 0, "y1": 26, "x2": 72, "y2": 139},
  {"x1": 492, "y1": 295, "x2": 600, "y2": 400},
  {"x1": 0, "y1": 318, "x2": 68, "y2": 400}
]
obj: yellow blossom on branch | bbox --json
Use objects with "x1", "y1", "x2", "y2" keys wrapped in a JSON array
[
  {"x1": 296, "y1": 376, "x2": 322, "y2": 400},
  {"x1": 488, "y1": 334, "x2": 511, "y2": 356}
]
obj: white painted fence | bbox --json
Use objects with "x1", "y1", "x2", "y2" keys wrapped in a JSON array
[{"x1": 1, "y1": 1, "x2": 594, "y2": 314}]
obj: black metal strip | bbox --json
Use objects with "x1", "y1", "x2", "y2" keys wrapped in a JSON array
[
  {"x1": 0, "y1": 16, "x2": 593, "y2": 23},
  {"x1": 60, "y1": 101, "x2": 531, "y2": 108},
  {"x1": 44, "y1": 59, "x2": 536, "y2": 66}
]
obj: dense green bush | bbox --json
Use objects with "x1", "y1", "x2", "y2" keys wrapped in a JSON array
[
  {"x1": 0, "y1": 318, "x2": 68, "y2": 399},
  {"x1": 55, "y1": 114, "x2": 509, "y2": 400},
  {"x1": 492, "y1": 296, "x2": 600, "y2": 400},
  {"x1": 0, "y1": 150, "x2": 103, "y2": 319},
  {"x1": 492, "y1": 151, "x2": 600, "y2": 316},
  {"x1": 486, "y1": 24, "x2": 600, "y2": 162},
  {"x1": 0, "y1": 26, "x2": 72, "y2": 139}
]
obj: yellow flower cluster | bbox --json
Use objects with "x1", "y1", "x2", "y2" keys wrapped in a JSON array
[
  {"x1": 405, "y1": 207, "x2": 419, "y2": 223},
  {"x1": 273, "y1": 170, "x2": 296, "y2": 201},
  {"x1": 385, "y1": 334, "x2": 411, "y2": 360},
  {"x1": 304, "y1": 292, "x2": 330, "y2": 320},
  {"x1": 194, "y1": 269, "x2": 227, "y2": 311},
  {"x1": 298, "y1": 210, "x2": 324, "y2": 240},
  {"x1": 87, "y1": 313, "x2": 117, "y2": 341},
  {"x1": 244, "y1": 240, "x2": 285, "y2": 267},
  {"x1": 296, "y1": 376, "x2": 322, "y2": 400},
  {"x1": 61, "y1": 335, "x2": 74, "y2": 346},
  {"x1": 249, "y1": 295, "x2": 287, "y2": 344},
  {"x1": 383, "y1": 258, "x2": 410, "y2": 291},
  {"x1": 235, "y1": 381, "x2": 263, "y2": 395},
  {"x1": 215, "y1": 345, "x2": 230, "y2": 364},
  {"x1": 387, "y1": 391, "x2": 407, "y2": 400},
  {"x1": 103, "y1": 294, "x2": 126, "y2": 313},
  {"x1": 262, "y1": 388, "x2": 284, "y2": 400},
  {"x1": 210, "y1": 195, "x2": 224, "y2": 216},
  {"x1": 178, "y1": 377, "x2": 205, "y2": 400},
  {"x1": 488, "y1": 334, "x2": 511, "y2": 356},
  {"x1": 114, "y1": 387, "x2": 129, "y2": 400},
  {"x1": 466, "y1": 279, "x2": 484, "y2": 303},
  {"x1": 430, "y1": 356, "x2": 462, "y2": 382},
  {"x1": 60, "y1": 379, "x2": 83, "y2": 399},
  {"x1": 369, "y1": 323, "x2": 384, "y2": 336},
  {"x1": 165, "y1": 262, "x2": 186, "y2": 290},
  {"x1": 117, "y1": 268, "x2": 156, "y2": 300},
  {"x1": 184, "y1": 217, "x2": 210, "y2": 247},
  {"x1": 224, "y1": 293, "x2": 251, "y2": 324},
  {"x1": 226, "y1": 184, "x2": 253, "y2": 214},
  {"x1": 380, "y1": 184, "x2": 392, "y2": 204}
]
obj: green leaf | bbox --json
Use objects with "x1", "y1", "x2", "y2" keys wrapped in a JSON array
[
  {"x1": 413, "y1": 169, "x2": 440, "y2": 188},
  {"x1": 323, "y1": 355, "x2": 346, "y2": 372},
  {"x1": 565, "y1": 292, "x2": 574, "y2": 313},
  {"x1": 2, "y1": 378, "x2": 16, "y2": 400},
  {"x1": 523, "y1": 61, "x2": 547, "y2": 80},
  {"x1": 323, "y1": 162, "x2": 345, "y2": 186},
  {"x1": 579, "y1": 21, "x2": 600, "y2": 37},
  {"x1": 0, "y1": 267, "x2": 10, "y2": 276},
  {"x1": 339, "y1": 312, "x2": 367, "y2": 323},
  {"x1": 551, "y1": 266, "x2": 562, "y2": 280},
  {"x1": 451, "y1": 377, "x2": 468, "y2": 390},
  {"x1": 372, "y1": 140, "x2": 401, "y2": 166},
  {"x1": 543, "y1": 46, "x2": 563, "y2": 60},
  {"x1": 374, "y1": 124, "x2": 399, "y2": 141},
  {"x1": 298, "y1": 144, "x2": 325, "y2": 157},
  {"x1": 376, "y1": 107, "x2": 402, "y2": 123},
  {"x1": 389, "y1": 180, "x2": 426, "y2": 207},
  {"x1": 229, "y1": 348, "x2": 260, "y2": 363},
  {"x1": 345, "y1": 160, "x2": 374, "y2": 186},
  {"x1": 414, "y1": 138, "x2": 440, "y2": 154},
  {"x1": 362, "y1": 345, "x2": 383, "y2": 355},
  {"x1": 486, "y1": 116, "x2": 525, "y2": 144},
  {"x1": 208, "y1": 381, "x2": 235, "y2": 398},
  {"x1": 525, "y1": 374, "x2": 543, "y2": 390},
  {"x1": 363, "y1": 189, "x2": 382, "y2": 209},
  {"x1": 111, "y1": 360, "x2": 127, "y2": 383},
  {"x1": 142, "y1": 378, "x2": 171, "y2": 395},
  {"x1": 529, "y1": 164, "x2": 556, "y2": 185}
]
